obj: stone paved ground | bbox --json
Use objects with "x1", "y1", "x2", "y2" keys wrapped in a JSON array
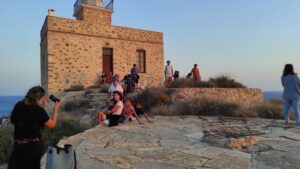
[{"x1": 54, "y1": 116, "x2": 300, "y2": 169}]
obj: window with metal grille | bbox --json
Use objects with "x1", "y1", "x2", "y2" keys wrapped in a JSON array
[{"x1": 137, "y1": 50, "x2": 146, "y2": 73}]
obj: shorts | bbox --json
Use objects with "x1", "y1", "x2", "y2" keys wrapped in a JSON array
[{"x1": 103, "y1": 120, "x2": 110, "y2": 126}]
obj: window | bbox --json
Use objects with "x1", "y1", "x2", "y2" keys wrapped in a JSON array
[{"x1": 137, "y1": 50, "x2": 146, "y2": 73}]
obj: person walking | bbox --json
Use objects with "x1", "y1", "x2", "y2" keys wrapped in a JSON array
[
  {"x1": 191, "y1": 64, "x2": 201, "y2": 81},
  {"x1": 8, "y1": 86, "x2": 60, "y2": 169},
  {"x1": 164, "y1": 60, "x2": 173, "y2": 87},
  {"x1": 281, "y1": 64, "x2": 300, "y2": 125}
]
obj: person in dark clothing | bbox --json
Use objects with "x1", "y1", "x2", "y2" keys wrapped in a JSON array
[
  {"x1": 173, "y1": 70, "x2": 179, "y2": 80},
  {"x1": 124, "y1": 74, "x2": 135, "y2": 98},
  {"x1": 135, "y1": 102, "x2": 154, "y2": 122},
  {"x1": 131, "y1": 64, "x2": 140, "y2": 89},
  {"x1": 8, "y1": 86, "x2": 60, "y2": 169}
]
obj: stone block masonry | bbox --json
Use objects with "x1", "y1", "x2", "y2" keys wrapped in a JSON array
[{"x1": 41, "y1": 4, "x2": 164, "y2": 93}]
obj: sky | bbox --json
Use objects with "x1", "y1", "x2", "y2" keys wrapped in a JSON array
[{"x1": 0, "y1": 0, "x2": 300, "y2": 95}]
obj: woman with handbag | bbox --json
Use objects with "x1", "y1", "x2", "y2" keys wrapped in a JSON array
[{"x1": 8, "y1": 86, "x2": 60, "y2": 169}]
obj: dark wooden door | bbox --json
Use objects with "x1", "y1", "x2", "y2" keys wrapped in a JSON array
[{"x1": 103, "y1": 48, "x2": 113, "y2": 74}]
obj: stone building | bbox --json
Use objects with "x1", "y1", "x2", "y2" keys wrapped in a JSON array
[{"x1": 40, "y1": 0, "x2": 164, "y2": 93}]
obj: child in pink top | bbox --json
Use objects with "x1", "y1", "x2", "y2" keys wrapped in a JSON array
[{"x1": 120, "y1": 99, "x2": 142, "y2": 124}]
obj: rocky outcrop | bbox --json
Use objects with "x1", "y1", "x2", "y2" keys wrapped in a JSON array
[{"x1": 45, "y1": 116, "x2": 300, "y2": 169}]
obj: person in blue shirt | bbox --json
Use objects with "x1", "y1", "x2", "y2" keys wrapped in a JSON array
[{"x1": 281, "y1": 64, "x2": 300, "y2": 125}]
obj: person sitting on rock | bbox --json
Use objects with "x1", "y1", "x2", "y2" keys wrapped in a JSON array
[
  {"x1": 96, "y1": 99, "x2": 115, "y2": 124},
  {"x1": 108, "y1": 76, "x2": 123, "y2": 99},
  {"x1": 120, "y1": 99, "x2": 142, "y2": 124},
  {"x1": 135, "y1": 102, "x2": 154, "y2": 122},
  {"x1": 100, "y1": 72, "x2": 106, "y2": 84},
  {"x1": 98, "y1": 91, "x2": 123, "y2": 127}
]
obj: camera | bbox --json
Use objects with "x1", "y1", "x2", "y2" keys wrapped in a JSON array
[{"x1": 49, "y1": 95, "x2": 60, "y2": 103}]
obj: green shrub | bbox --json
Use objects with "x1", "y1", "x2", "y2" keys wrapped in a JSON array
[
  {"x1": 62, "y1": 99, "x2": 90, "y2": 112},
  {"x1": 64, "y1": 84, "x2": 85, "y2": 92},
  {"x1": 0, "y1": 126, "x2": 13, "y2": 165},
  {"x1": 42, "y1": 115, "x2": 88, "y2": 146}
]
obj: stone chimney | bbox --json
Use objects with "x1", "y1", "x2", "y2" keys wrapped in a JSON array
[{"x1": 48, "y1": 9, "x2": 56, "y2": 16}]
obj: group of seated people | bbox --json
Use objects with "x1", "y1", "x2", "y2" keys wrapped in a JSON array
[{"x1": 97, "y1": 91, "x2": 153, "y2": 127}]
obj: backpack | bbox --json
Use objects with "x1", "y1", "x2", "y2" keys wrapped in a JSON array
[{"x1": 45, "y1": 144, "x2": 77, "y2": 169}]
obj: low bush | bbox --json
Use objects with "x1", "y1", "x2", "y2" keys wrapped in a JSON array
[
  {"x1": 62, "y1": 99, "x2": 90, "y2": 112},
  {"x1": 208, "y1": 76, "x2": 246, "y2": 88},
  {"x1": 99, "y1": 83, "x2": 109, "y2": 93},
  {"x1": 64, "y1": 84, "x2": 85, "y2": 92},
  {"x1": 133, "y1": 87, "x2": 171, "y2": 112},
  {"x1": 170, "y1": 76, "x2": 246, "y2": 89},
  {"x1": 0, "y1": 126, "x2": 13, "y2": 165},
  {"x1": 151, "y1": 98, "x2": 243, "y2": 117},
  {"x1": 42, "y1": 114, "x2": 88, "y2": 146},
  {"x1": 170, "y1": 78, "x2": 214, "y2": 88},
  {"x1": 250, "y1": 99, "x2": 286, "y2": 119}
]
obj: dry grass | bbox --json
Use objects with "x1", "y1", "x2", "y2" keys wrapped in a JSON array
[
  {"x1": 151, "y1": 98, "x2": 244, "y2": 117},
  {"x1": 133, "y1": 87, "x2": 171, "y2": 111},
  {"x1": 0, "y1": 126, "x2": 13, "y2": 165},
  {"x1": 135, "y1": 87, "x2": 286, "y2": 120},
  {"x1": 170, "y1": 76, "x2": 246, "y2": 88},
  {"x1": 249, "y1": 99, "x2": 293, "y2": 120},
  {"x1": 64, "y1": 84, "x2": 85, "y2": 92},
  {"x1": 42, "y1": 113, "x2": 88, "y2": 146},
  {"x1": 62, "y1": 99, "x2": 90, "y2": 112}
]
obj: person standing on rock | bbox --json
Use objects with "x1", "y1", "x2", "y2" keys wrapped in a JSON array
[
  {"x1": 281, "y1": 64, "x2": 300, "y2": 125},
  {"x1": 191, "y1": 64, "x2": 201, "y2": 81},
  {"x1": 131, "y1": 64, "x2": 140, "y2": 89},
  {"x1": 8, "y1": 86, "x2": 60, "y2": 169},
  {"x1": 164, "y1": 60, "x2": 173, "y2": 87}
]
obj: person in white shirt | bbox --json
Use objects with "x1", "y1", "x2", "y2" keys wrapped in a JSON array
[
  {"x1": 99, "y1": 91, "x2": 124, "y2": 127},
  {"x1": 108, "y1": 77, "x2": 123, "y2": 98},
  {"x1": 164, "y1": 60, "x2": 173, "y2": 87}
]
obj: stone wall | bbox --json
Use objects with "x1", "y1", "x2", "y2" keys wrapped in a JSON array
[
  {"x1": 169, "y1": 88, "x2": 264, "y2": 107},
  {"x1": 41, "y1": 4, "x2": 164, "y2": 93}
]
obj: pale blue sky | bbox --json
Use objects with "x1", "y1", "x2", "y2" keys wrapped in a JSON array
[{"x1": 0, "y1": 0, "x2": 300, "y2": 95}]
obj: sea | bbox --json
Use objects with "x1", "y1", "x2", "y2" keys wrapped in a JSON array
[
  {"x1": 0, "y1": 96, "x2": 23, "y2": 118},
  {"x1": 0, "y1": 92, "x2": 283, "y2": 118}
]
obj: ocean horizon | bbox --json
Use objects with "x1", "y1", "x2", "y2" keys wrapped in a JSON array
[
  {"x1": 0, "y1": 91, "x2": 283, "y2": 118},
  {"x1": 0, "y1": 96, "x2": 23, "y2": 118}
]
